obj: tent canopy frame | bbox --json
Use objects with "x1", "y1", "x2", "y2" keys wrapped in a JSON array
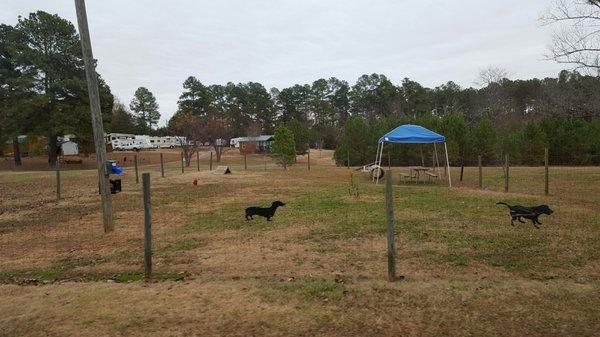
[{"x1": 373, "y1": 124, "x2": 452, "y2": 187}]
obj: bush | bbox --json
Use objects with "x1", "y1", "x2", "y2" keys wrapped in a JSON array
[{"x1": 273, "y1": 125, "x2": 296, "y2": 167}]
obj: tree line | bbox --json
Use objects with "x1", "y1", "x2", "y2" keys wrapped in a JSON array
[
  {"x1": 160, "y1": 70, "x2": 600, "y2": 166},
  {"x1": 2, "y1": 11, "x2": 599, "y2": 168}
]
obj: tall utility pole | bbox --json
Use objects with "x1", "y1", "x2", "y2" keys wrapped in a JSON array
[{"x1": 74, "y1": 0, "x2": 114, "y2": 232}]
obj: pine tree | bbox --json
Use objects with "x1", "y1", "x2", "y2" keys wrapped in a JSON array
[{"x1": 130, "y1": 87, "x2": 160, "y2": 133}]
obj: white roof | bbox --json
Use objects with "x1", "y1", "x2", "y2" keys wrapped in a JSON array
[{"x1": 237, "y1": 135, "x2": 274, "y2": 142}]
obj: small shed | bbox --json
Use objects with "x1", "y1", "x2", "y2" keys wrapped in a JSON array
[
  {"x1": 61, "y1": 141, "x2": 79, "y2": 156},
  {"x1": 238, "y1": 135, "x2": 274, "y2": 154}
]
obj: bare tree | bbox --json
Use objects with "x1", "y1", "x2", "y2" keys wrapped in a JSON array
[
  {"x1": 475, "y1": 66, "x2": 509, "y2": 87},
  {"x1": 541, "y1": 0, "x2": 600, "y2": 73},
  {"x1": 168, "y1": 111, "x2": 200, "y2": 167},
  {"x1": 198, "y1": 117, "x2": 231, "y2": 162}
]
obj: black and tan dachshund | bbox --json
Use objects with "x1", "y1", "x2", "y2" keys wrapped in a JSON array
[
  {"x1": 245, "y1": 201, "x2": 286, "y2": 221},
  {"x1": 496, "y1": 202, "x2": 554, "y2": 229}
]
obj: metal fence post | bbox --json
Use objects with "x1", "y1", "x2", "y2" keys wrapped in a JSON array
[
  {"x1": 386, "y1": 170, "x2": 396, "y2": 282},
  {"x1": 544, "y1": 148, "x2": 549, "y2": 195},
  {"x1": 504, "y1": 154, "x2": 509, "y2": 193},
  {"x1": 478, "y1": 155, "x2": 482, "y2": 189},
  {"x1": 160, "y1": 153, "x2": 164, "y2": 178},
  {"x1": 142, "y1": 173, "x2": 152, "y2": 279},
  {"x1": 56, "y1": 159, "x2": 61, "y2": 200},
  {"x1": 134, "y1": 154, "x2": 139, "y2": 184}
]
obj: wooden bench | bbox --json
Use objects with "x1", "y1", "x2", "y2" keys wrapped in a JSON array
[
  {"x1": 399, "y1": 172, "x2": 417, "y2": 182},
  {"x1": 425, "y1": 171, "x2": 438, "y2": 180}
]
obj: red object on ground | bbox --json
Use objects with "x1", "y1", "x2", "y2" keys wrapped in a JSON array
[{"x1": 193, "y1": 179, "x2": 198, "y2": 186}]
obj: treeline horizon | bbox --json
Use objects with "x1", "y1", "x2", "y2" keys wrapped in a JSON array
[
  {"x1": 2, "y1": 11, "x2": 599, "y2": 166},
  {"x1": 145, "y1": 69, "x2": 599, "y2": 166}
]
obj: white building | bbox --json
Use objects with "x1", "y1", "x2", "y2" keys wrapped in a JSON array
[
  {"x1": 60, "y1": 141, "x2": 79, "y2": 156},
  {"x1": 58, "y1": 135, "x2": 79, "y2": 156},
  {"x1": 230, "y1": 137, "x2": 243, "y2": 148}
]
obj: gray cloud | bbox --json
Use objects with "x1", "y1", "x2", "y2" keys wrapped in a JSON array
[{"x1": 0, "y1": 0, "x2": 564, "y2": 125}]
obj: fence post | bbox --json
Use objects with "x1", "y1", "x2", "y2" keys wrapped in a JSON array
[
  {"x1": 244, "y1": 154, "x2": 247, "y2": 170},
  {"x1": 134, "y1": 154, "x2": 139, "y2": 184},
  {"x1": 56, "y1": 159, "x2": 61, "y2": 200},
  {"x1": 264, "y1": 154, "x2": 267, "y2": 171},
  {"x1": 386, "y1": 169, "x2": 396, "y2": 282},
  {"x1": 142, "y1": 173, "x2": 152, "y2": 280},
  {"x1": 209, "y1": 152, "x2": 213, "y2": 171},
  {"x1": 544, "y1": 148, "x2": 549, "y2": 195},
  {"x1": 478, "y1": 155, "x2": 482, "y2": 189},
  {"x1": 181, "y1": 152, "x2": 184, "y2": 174},
  {"x1": 504, "y1": 154, "x2": 509, "y2": 193},
  {"x1": 197, "y1": 150, "x2": 200, "y2": 171},
  {"x1": 160, "y1": 153, "x2": 164, "y2": 178},
  {"x1": 347, "y1": 149, "x2": 350, "y2": 169},
  {"x1": 307, "y1": 149, "x2": 311, "y2": 171}
]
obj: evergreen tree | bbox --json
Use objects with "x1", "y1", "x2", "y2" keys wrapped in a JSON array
[
  {"x1": 285, "y1": 118, "x2": 310, "y2": 156},
  {"x1": 272, "y1": 124, "x2": 296, "y2": 168},
  {"x1": 130, "y1": 87, "x2": 160, "y2": 133},
  {"x1": 469, "y1": 118, "x2": 497, "y2": 164},
  {"x1": 110, "y1": 100, "x2": 136, "y2": 134},
  {"x1": 13, "y1": 11, "x2": 113, "y2": 166}
]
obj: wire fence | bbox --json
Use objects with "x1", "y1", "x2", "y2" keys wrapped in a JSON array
[{"x1": 2, "y1": 147, "x2": 599, "y2": 206}]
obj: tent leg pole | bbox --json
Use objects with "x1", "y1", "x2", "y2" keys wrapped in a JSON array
[
  {"x1": 376, "y1": 142, "x2": 384, "y2": 184},
  {"x1": 373, "y1": 142, "x2": 381, "y2": 183},
  {"x1": 444, "y1": 142, "x2": 452, "y2": 188},
  {"x1": 434, "y1": 143, "x2": 440, "y2": 175}
]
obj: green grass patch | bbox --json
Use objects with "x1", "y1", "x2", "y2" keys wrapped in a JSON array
[
  {"x1": 257, "y1": 278, "x2": 346, "y2": 303},
  {"x1": 159, "y1": 237, "x2": 205, "y2": 253}
]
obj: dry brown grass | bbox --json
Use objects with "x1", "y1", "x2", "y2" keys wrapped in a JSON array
[{"x1": 0, "y1": 150, "x2": 599, "y2": 336}]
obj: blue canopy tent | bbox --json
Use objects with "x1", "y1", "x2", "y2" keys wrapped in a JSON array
[{"x1": 374, "y1": 124, "x2": 452, "y2": 186}]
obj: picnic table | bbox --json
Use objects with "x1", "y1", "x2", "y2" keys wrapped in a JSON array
[{"x1": 408, "y1": 166, "x2": 431, "y2": 182}]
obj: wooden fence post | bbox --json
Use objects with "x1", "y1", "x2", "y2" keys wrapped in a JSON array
[
  {"x1": 544, "y1": 148, "x2": 549, "y2": 195},
  {"x1": 75, "y1": 0, "x2": 114, "y2": 231},
  {"x1": 56, "y1": 159, "x2": 61, "y2": 200},
  {"x1": 386, "y1": 169, "x2": 396, "y2": 282},
  {"x1": 160, "y1": 153, "x2": 164, "y2": 178},
  {"x1": 244, "y1": 154, "x2": 247, "y2": 170},
  {"x1": 459, "y1": 156, "x2": 464, "y2": 182},
  {"x1": 209, "y1": 152, "x2": 213, "y2": 171},
  {"x1": 504, "y1": 154, "x2": 509, "y2": 193},
  {"x1": 142, "y1": 173, "x2": 152, "y2": 280},
  {"x1": 181, "y1": 152, "x2": 184, "y2": 174},
  {"x1": 197, "y1": 150, "x2": 200, "y2": 171},
  {"x1": 347, "y1": 149, "x2": 350, "y2": 169},
  {"x1": 264, "y1": 154, "x2": 267, "y2": 171},
  {"x1": 478, "y1": 155, "x2": 482, "y2": 189},
  {"x1": 134, "y1": 154, "x2": 139, "y2": 184},
  {"x1": 307, "y1": 149, "x2": 311, "y2": 171}
]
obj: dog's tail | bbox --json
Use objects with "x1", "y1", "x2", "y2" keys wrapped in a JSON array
[{"x1": 496, "y1": 201, "x2": 509, "y2": 207}]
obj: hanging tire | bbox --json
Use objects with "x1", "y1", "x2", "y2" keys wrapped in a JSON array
[{"x1": 370, "y1": 166, "x2": 385, "y2": 179}]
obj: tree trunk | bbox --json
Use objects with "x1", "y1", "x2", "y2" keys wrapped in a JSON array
[
  {"x1": 182, "y1": 146, "x2": 192, "y2": 167},
  {"x1": 213, "y1": 144, "x2": 222, "y2": 162},
  {"x1": 48, "y1": 133, "x2": 58, "y2": 167},
  {"x1": 13, "y1": 137, "x2": 22, "y2": 166}
]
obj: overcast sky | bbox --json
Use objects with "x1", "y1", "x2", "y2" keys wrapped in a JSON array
[{"x1": 1, "y1": 0, "x2": 565, "y2": 126}]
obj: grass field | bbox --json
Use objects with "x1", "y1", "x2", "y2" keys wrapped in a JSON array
[{"x1": 0, "y1": 150, "x2": 599, "y2": 336}]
